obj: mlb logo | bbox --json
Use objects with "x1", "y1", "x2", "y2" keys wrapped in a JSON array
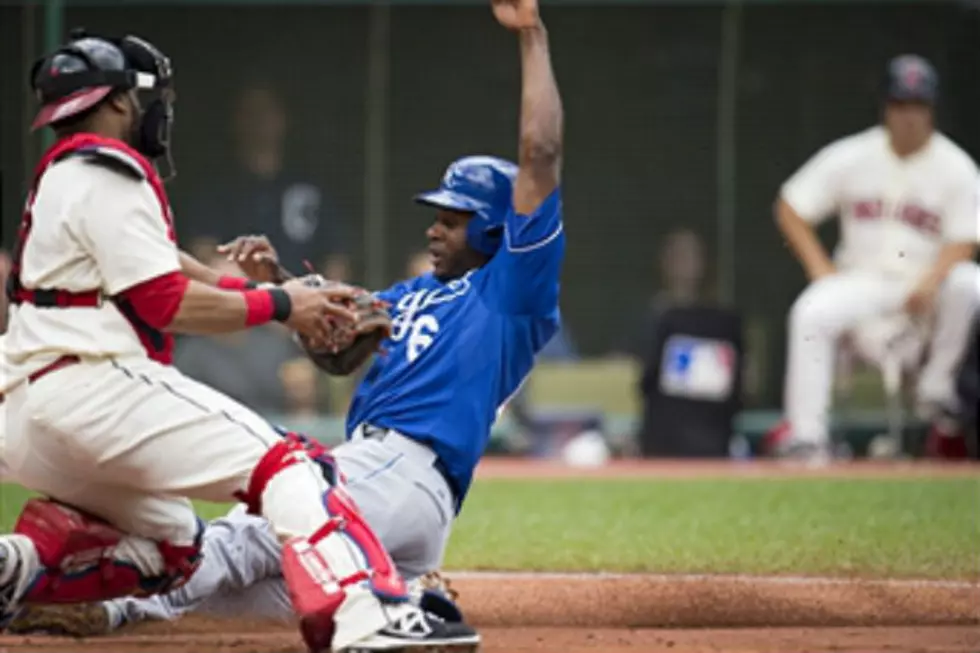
[{"x1": 659, "y1": 335, "x2": 736, "y2": 402}]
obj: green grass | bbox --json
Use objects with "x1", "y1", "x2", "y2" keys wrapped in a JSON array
[
  {"x1": 3, "y1": 477, "x2": 978, "y2": 579},
  {"x1": 444, "y1": 478, "x2": 980, "y2": 579}
]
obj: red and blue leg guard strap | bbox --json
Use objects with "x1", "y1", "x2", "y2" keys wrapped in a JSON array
[{"x1": 318, "y1": 487, "x2": 409, "y2": 604}]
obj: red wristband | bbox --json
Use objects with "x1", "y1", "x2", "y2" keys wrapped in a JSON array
[
  {"x1": 243, "y1": 289, "x2": 275, "y2": 326},
  {"x1": 218, "y1": 275, "x2": 257, "y2": 290},
  {"x1": 243, "y1": 288, "x2": 292, "y2": 326}
]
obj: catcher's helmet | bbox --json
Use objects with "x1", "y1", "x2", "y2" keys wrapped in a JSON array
[
  {"x1": 30, "y1": 28, "x2": 176, "y2": 171},
  {"x1": 884, "y1": 54, "x2": 938, "y2": 105},
  {"x1": 414, "y1": 155, "x2": 518, "y2": 257}
]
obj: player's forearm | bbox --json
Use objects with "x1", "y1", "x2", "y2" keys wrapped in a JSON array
[
  {"x1": 167, "y1": 281, "x2": 289, "y2": 335},
  {"x1": 517, "y1": 25, "x2": 563, "y2": 173},
  {"x1": 917, "y1": 242, "x2": 976, "y2": 290},
  {"x1": 179, "y1": 251, "x2": 222, "y2": 286},
  {"x1": 775, "y1": 198, "x2": 834, "y2": 280},
  {"x1": 179, "y1": 251, "x2": 264, "y2": 290}
]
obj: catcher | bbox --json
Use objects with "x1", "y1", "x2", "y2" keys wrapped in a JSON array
[
  {"x1": 0, "y1": 26, "x2": 478, "y2": 653},
  {"x1": 7, "y1": 0, "x2": 565, "y2": 639}
]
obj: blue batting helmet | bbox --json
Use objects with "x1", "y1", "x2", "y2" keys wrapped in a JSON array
[{"x1": 414, "y1": 155, "x2": 518, "y2": 257}]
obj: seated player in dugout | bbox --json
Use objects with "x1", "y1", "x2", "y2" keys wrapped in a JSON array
[
  {"x1": 2, "y1": 0, "x2": 567, "y2": 641},
  {"x1": 766, "y1": 54, "x2": 979, "y2": 462}
]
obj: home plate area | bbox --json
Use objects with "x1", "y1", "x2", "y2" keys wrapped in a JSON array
[{"x1": 2, "y1": 571, "x2": 978, "y2": 653}]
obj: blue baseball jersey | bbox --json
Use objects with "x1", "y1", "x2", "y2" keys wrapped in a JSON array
[{"x1": 345, "y1": 188, "x2": 565, "y2": 508}]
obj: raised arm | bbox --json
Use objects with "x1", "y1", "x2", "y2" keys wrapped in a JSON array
[
  {"x1": 493, "y1": 0, "x2": 563, "y2": 215},
  {"x1": 482, "y1": 0, "x2": 566, "y2": 318}
]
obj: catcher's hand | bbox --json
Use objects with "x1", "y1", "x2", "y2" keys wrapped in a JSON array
[
  {"x1": 280, "y1": 279, "x2": 361, "y2": 345},
  {"x1": 295, "y1": 277, "x2": 392, "y2": 376}
]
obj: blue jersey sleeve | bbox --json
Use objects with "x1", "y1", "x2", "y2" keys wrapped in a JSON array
[{"x1": 481, "y1": 187, "x2": 565, "y2": 317}]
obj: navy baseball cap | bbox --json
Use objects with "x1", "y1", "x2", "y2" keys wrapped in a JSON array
[{"x1": 884, "y1": 54, "x2": 938, "y2": 105}]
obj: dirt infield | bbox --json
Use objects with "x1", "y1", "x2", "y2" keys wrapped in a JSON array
[
  {"x1": 1, "y1": 459, "x2": 978, "y2": 653},
  {"x1": 3, "y1": 624, "x2": 980, "y2": 653}
]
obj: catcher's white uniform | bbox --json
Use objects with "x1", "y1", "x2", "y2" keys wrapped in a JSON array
[
  {"x1": 780, "y1": 126, "x2": 979, "y2": 447},
  {"x1": 0, "y1": 141, "x2": 421, "y2": 649},
  {"x1": 0, "y1": 152, "x2": 299, "y2": 545}
]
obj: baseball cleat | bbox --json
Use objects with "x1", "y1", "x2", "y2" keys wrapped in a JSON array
[
  {"x1": 345, "y1": 605, "x2": 480, "y2": 652},
  {"x1": 0, "y1": 535, "x2": 40, "y2": 630},
  {"x1": 775, "y1": 441, "x2": 832, "y2": 467},
  {"x1": 762, "y1": 421, "x2": 832, "y2": 466},
  {"x1": 4, "y1": 602, "x2": 112, "y2": 637}
]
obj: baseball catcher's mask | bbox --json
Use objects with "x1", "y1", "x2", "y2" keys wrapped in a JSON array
[{"x1": 30, "y1": 28, "x2": 176, "y2": 176}]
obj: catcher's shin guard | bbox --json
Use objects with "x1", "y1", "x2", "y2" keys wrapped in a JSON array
[
  {"x1": 239, "y1": 439, "x2": 410, "y2": 652},
  {"x1": 282, "y1": 486, "x2": 410, "y2": 652}
]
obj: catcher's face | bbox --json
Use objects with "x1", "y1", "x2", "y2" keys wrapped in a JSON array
[
  {"x1": 426, "y1": 209, "x2": 487, "y2": 280},
  {"x1": 94, "y1": 90, "x2": 141, "y2": 146}
]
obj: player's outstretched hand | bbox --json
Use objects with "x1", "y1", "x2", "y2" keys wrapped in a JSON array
[
  {"x1": 281, "y1": 282, "x2": 361, "y2": 347},
  {"x1": 491, "y1": 0, "x2": 541, "y2": 30},
  {"x1": 217, "y1": 234, "x2": 283, "y2": 283}
]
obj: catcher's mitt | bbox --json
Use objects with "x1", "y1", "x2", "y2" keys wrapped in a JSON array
[{"x1": 297, "y1": 280, "x2": 392, "y2": 376}]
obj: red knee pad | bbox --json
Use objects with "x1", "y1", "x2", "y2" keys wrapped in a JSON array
[
  {"x1": 14, "y1": 498, "x2": 202, "y2": 604},
  {"x1": 235, "y1": 438, "x2": 309, "y2": 515},
  {"x1": 236, "y1": 435, "x2": 345, "y2": 515},
  {"x1": 281, "y1": 430, "x2": 343, "y2": 485}
]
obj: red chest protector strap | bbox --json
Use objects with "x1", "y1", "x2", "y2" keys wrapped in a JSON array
[
  {"x1": 6, "y1": 133, "x2": 176, "y2": 310},
  {"x1": 7, "y1": 133, "x2": 179, "y2": 364}
]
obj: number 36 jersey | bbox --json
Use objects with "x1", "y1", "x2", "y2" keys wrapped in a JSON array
[{"x1": 345, "y1": 189, "x2": 565, "y2": 506}]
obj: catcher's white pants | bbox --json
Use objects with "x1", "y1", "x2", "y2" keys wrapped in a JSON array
[
  {"x1": 2, "y1": 354, "x2": 340, "y2": 545},
  {"x1": 784, "y1": 262, "x2": 980, "y2": 446},
  {"x1": 1, "y1": 357, "x2": 426, "y2": 645}
]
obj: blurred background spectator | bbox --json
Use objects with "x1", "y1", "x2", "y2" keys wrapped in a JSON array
[
  {"x1": 619, "y1": 228, "x2": 713, "y2": 363},
  {"x1": 179, "y1": 82, "x2": 350, "y2": 281},
  {"x1": 613, "y1": 229, "x2": 746, "y2": 458}
]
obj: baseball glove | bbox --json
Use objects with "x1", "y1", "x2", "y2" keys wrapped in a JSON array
[{"x1": 296, "y1": 278, "x2": 392, "y2": 376}]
